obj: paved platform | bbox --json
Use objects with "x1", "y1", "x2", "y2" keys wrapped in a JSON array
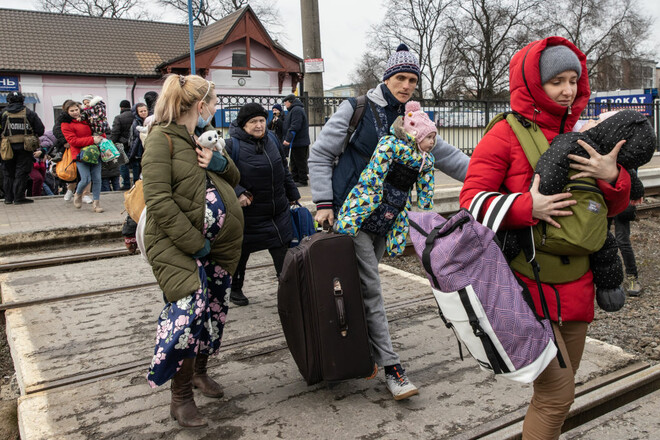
[{"x1": 1, "y1": 255, "x2": 637, "y2": 439}]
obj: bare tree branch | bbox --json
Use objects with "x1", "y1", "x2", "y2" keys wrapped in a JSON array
[
  {"x1": 157, "y1": 0, "x2": 283, "y2": 37},
  {"x1": 40, "y1": 0, "x2": 154, "y2": 19},
  {"x1": 532, "y1": 0, "x2": 653, "y2": 91}
]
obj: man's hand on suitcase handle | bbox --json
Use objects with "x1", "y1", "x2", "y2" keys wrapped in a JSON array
[{"x1": 315, "y1": 208, "x2": 334, "y2": 227}]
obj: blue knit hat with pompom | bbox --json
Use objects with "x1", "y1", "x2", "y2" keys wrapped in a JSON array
[{"x1": 383, "y1": 44, "x2": 420, "y2": 81}]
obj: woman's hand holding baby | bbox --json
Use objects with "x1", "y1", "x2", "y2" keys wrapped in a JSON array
[
  {"x1": 568, "y1": 139, "x2": 623, "y2": 184},
  {"x1": 530, "y1": 174, "x2": 576, "y2": 228}
]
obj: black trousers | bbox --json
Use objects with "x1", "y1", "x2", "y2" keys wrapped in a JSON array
[
  {"x1": 612, "y1": 217, "x2": 638, "y2": 277},
  {"x1": 2, "y1": 148, "x2": 33, "y2": 202},
  {"x1": 231, "y1": 244, "x2": 289, "y2": 291},
  {"x1": 289, "y1": 145, "x2": 309, "y2": 183}
]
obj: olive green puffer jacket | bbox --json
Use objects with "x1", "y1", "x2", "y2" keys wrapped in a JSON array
[{"x1": 142, "y1": 123, "x2": 243, "y2": 302}]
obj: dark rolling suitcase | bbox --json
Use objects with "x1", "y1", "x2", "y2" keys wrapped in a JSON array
[{"x1": 277, "y1": 230, "x2": 374, "y2": 385}]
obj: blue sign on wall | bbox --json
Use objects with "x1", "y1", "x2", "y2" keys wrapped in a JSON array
[
  {"x1": 0, "y1": 76, "x2": 19, "y2": 92},
  {"x1": 592, "y1": 93, "x2": 653, "y2": 116}
]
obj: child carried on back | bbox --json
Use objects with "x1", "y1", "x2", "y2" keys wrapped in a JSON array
[{"x1": 335, "y1": 101, "x2": 437, "y2": 256}]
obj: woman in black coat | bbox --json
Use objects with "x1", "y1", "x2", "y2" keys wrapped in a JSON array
[{"x1": 226, "y1": 103, "x2": 300, "y2": 306}]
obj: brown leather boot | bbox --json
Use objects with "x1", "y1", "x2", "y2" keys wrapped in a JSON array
[
  {"x1": 92, "y1": 200, "x2": 104, "y2": 213},
  {"x1": 193, "y1": 354, "x2": 224, "y2": 398},
  {"x1": 73, "y1": 193, "x2": 82, "y2": 209},
  {"x1": 170, "y1": 357, "x2": 207, "y2": 428}
]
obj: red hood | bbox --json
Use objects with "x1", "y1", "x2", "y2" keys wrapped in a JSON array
[{"x1": 509, "y1": 36, "x2": 590, "y2": 134}]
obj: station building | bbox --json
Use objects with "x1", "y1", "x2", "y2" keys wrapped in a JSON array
[{"x1": 0, "y1": 6, "x2": 303, "y2": 129}]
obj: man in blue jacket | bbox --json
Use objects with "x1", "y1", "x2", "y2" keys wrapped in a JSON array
[
  {"x1": 308, "y1": 44, "x2": 469, "y2": 400},
  {"x1": 282, "y1": 94, "x2": 310, "y2": 187}
]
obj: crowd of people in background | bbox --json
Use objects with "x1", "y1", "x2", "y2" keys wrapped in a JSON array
[{"x1": 0, "y1": 90, "x2": 159, "y2": 209}]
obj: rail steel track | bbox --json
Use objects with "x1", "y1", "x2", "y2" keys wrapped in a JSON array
[{"x1": 4, "y1": 201, "x2": 658, "y2": 273}]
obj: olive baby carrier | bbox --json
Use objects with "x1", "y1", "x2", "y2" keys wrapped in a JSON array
[
  {"x1": 486, "y1": 112, "x2": 608, "y2": 284},
  {"x1": 408, "y1": 192, "x2": 563, "y2": 383}
]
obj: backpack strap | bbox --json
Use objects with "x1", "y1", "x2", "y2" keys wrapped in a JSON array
[
  {"x1": 504, "y1": 113, "x2": 549, "y2": 169},
  {"x1": 484, "y1": 111, "x2": 550, "y2": 170},
  {"x1": 267, "y1": 131, "x2": 280, "y2": 149},
  {"x1": 457, "y1": 286, "x2": 510, "y2": 374},
  {"x1": 341, "y1": 95, "x2": 368, "y2": 153}
]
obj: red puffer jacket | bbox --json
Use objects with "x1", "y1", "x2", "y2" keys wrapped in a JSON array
[
  {"x1": 60, "y1": 115, "x2": 103, "y2": 159},
  {"x1": 459, "y1": 36, "x2": 631, "y2": 323}
]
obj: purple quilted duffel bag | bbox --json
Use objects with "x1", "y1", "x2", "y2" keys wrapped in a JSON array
[{"x1": 408, "y1": 192, "x2": 559, "y2": 383}]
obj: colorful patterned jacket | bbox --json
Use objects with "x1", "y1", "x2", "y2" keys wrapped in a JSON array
[{"x1": 336, "y1": 117, "x2": 435, "y2": 256}]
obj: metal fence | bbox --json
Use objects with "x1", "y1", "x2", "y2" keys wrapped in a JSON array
[{"x1": 215, "y1": 93, "x2": 660, "y2": 156}]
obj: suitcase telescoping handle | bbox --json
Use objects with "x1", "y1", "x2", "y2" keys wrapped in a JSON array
[{"x1": 333, "y1": 278, "x2": 348, "y2": 337}]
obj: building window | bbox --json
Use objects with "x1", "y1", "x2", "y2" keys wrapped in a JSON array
[
  {"x1": 232, "y1": 50, "x2": 248, "y2": 77},
  {"x1": 53, "y1": 106, "x2": 64, "y2": 122}
]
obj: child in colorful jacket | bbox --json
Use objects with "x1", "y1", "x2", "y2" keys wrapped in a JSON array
[
  {"x1": 81, "y1": 96, "x2": 110, "y2": 135},
  {"x1": 335, "y1": 101, "x2": 436, "y2": 256}
]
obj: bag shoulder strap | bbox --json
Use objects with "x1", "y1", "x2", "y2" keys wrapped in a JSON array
[
  {"x1": 1, "y1": 111, "x2": 9, "y2": 137},
  {"x1": 341, "y1": 95, "x2": 368, "y2": 154},
  {"x1": 230, "y1": 137, "x2": 240, "y2": 163},
  {"x1": 162, "y1": 133, "x2": 173, "y2": 157}
]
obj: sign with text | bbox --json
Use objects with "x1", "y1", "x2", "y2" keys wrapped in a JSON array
[
  {"x1": 304, "y1": 58, "x2": 324, "y2": 73},
  {"x1": 592, "y1": 93, "x2": 653, "y2": 116},
  {"x1": 0, "y1": 76, "x2": 19, "y2": 92}
]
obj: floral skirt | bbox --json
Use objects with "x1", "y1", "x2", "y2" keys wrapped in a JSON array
[{"x1": 147, "y1": 185, "x2": 230, "y2": 388}]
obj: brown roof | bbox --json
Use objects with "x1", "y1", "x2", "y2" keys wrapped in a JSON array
[
  {"x1": 0, "y1": 8, "x2": 202, "y2": 77},
  {"x1": 194, "y1": 8, "x2": 244, "y2": 51},
  {"x1": 160, "y1": 6, "x2": 302, "y2": 70}
]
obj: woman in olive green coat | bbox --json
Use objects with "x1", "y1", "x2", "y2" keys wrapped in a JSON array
[{"x1": 142, "y1": 74, "x2": 243, "y2": 428}]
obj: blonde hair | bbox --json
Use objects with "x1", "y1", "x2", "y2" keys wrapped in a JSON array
[{"x1": 153, "y1": 74, "x2": 216, "y2": 126}]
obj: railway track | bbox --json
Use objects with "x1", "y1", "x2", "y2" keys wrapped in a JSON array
[
  {"x1": 3, "y1": 201, "x2": 658, "y2": 273},
  {"x1": 11, "y1": 263, "x2": 660, "y2": 439}
]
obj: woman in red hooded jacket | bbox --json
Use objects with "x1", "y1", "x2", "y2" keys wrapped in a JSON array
[
  {"x1": 460, "y1": 37, "x2": 631, "y2": 439},
  {"x1": 60, "y1": 100, "x2": 105, "y2": 213}
]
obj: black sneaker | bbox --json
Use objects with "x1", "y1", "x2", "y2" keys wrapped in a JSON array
[
  {"x1": 14, "y1": 198, "x2": 34, "y2": 205},
  {"x1": 229, "y1": 289, "x2": 249, "y2": 306},
  {"x1": 3, "y1": 199, "x2": 13, "y2": 205}
]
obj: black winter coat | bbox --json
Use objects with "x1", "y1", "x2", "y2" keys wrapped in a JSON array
[
  {"x1": 226, "y1": 122, "x2": 300, "y2": 253},
  {"x1": 128, "y1": 105, "x2": 145, "y2": 160},
  {"x1": 110, "y1": 108, "x2": 134, "y2": 145},
  {"x1": 268, "y1": 115, "x2": 284, "y2": 142},
  {"x1": 51, "y1": 113, "x2": 68, "y2": 159},
  {"x1": 282, "y1": 99, "x2": 310, "y2": 147}
]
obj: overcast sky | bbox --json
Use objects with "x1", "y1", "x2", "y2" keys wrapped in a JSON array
[{"x1": 2, "y1": 0, "x2": 658, "y2": 89}]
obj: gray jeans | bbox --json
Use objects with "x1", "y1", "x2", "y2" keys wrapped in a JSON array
[{"x1": 351, "y1": 230, "x2": 400, "y2": 367}]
